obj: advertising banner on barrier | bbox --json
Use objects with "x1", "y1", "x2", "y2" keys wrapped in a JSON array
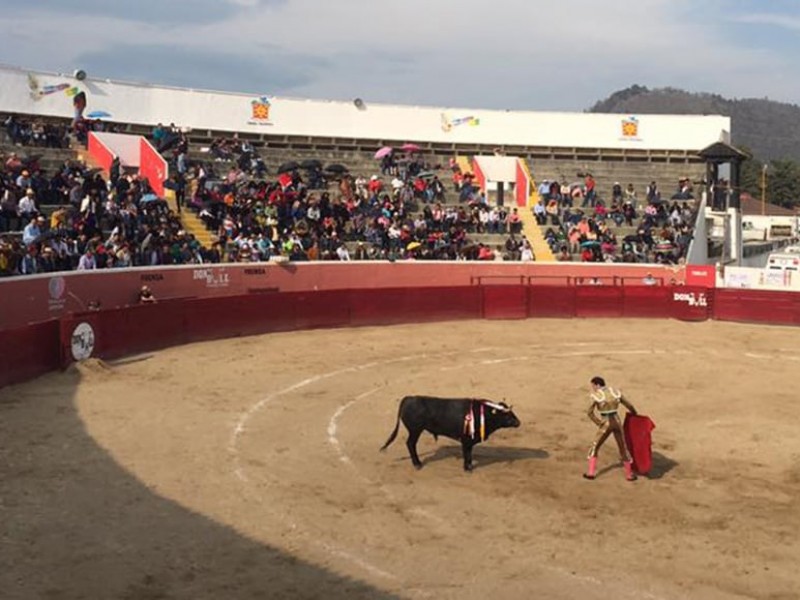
[
  {"x1": 670, "y1": 287, "x2": 712, "y2": 321},
  {"x1": 685, "y1": 265, "x2": 716, "y2": 288}
]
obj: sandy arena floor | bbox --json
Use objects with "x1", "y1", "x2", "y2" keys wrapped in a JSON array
[{"x1": 2, "y1": 319, "x2": 800, "y2": 599}]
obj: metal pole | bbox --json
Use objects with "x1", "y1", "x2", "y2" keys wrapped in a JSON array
[{"x1": 761, "y1": 164, "x2": 767, "y2": 216}]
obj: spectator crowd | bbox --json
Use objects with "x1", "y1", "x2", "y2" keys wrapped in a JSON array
[
  {"x1": 1, "y1": 112, "x2": 700, "y2": 276},
  {"x1": 533, "y1": 174, "x2": 697, "y2": 264}
]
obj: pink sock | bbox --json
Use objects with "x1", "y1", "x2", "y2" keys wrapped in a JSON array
[
  {"x1": 623, "y1": 460, "x2": 636, "y2": 481},
  {"x1": 585, "y1": 456, "x2": 597, "y2": 478}
]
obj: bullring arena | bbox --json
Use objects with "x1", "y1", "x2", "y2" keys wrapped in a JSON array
[
  {"x1": 2, "y1": 264, "x2": 800, "y2": 600},
  {"x1": 2, "y1": 66, "x2": 800, "y2": 600}
]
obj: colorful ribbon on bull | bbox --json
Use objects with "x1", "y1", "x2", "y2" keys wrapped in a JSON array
[{"x1": 463, "y1": 401, "x2": 486, "y2": 442}]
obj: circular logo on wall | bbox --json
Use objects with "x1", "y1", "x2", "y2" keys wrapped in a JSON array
[
  {"x1": 70, "y1": 322, "x2": 96, "y2": 361},
  {"x1": 49, "y1": 276, "x2": 66, "y2": 300}
]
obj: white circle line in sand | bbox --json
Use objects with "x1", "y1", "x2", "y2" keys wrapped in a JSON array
[
  {"x1": 746, "y1": 352, "x2": 800, "y2": 361},
  {"x1": 229, "y1": 348, "x2": 499, "y2": 482},
  {"x1": 327, "y1": 386, "x2": 383, "y2": 469}
]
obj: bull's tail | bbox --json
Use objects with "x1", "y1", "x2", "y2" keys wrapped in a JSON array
[{"x1": 380, "y1": 398, "x2": 405, "y2": 452}]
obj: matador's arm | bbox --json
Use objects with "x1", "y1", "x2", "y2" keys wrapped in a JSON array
[
  {"x1": 619, "y1": 393, "x2": 638, "y2": 415},
  {"x1": 587, "y1": 401, "x2": 603, "y2": 427}
]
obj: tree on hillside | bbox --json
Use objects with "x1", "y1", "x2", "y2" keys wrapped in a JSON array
[
  {"x1": 738, "y1": 148, "x2": 763, "y2": 198},
  {"x1": 767, "y1": 160, "x2": 800, "y2": 208}
]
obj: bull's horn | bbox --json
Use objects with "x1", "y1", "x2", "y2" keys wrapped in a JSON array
[{"x1": 484, "y1": 401, "x2": 509, "y2": 411}]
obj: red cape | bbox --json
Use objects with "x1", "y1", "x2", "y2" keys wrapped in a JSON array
[{"x1": 624, "y1": 414, "x2": 656, "y2": 475}]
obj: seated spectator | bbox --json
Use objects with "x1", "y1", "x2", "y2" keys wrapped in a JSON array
[
  {"x1": 507, "y1": 208, "x2": 522, "y2": 234},
  {"x1": 477, "y1": 243, "x2": 494, "y2": 261},
  {"x1": 138, "y1": 285, "x2": 157, "y2": 304},
  {"x1": 624, "y1": 183, "x2": 637, "y2": 206},
  {"x1": 520, "y1": 239, "x2": 535, "y2": 262},
  {"x1": 18, "y1": 188, "x2": 38, "y2": 221},
  {"x1": 611, "y1": 182, "x2": 623, "y2": 202}
]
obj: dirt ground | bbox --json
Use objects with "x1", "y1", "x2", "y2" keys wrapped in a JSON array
[{"x1": 2, "y1": 319, "x2": 800, "y2": 600}]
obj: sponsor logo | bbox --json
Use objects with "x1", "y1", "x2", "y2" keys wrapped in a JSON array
[
  {"x1": 441, "y1": 113, "x2": 481, "y2": 132},
  {"x1": 248, "y1": 96, "x2": 273, "y2": 126},
  {"x1": 243, "y1": 267, "x2": 266, "y2": 275},
  {"x1": 673, "y1": 292, "x2": 707, "y2": 307},
  {"x1": 621, "y1": 116, "x2": 640, "y2": 140},
  {"x1": 48, "y1": 276, "x2": 67, "y2": 312},
  {"x1": 70, "y1": 322, "x2": 95, "y2": 361},
  {"x1": 141, "y1": 273, "x2": 164, "y2": 282},
  {"x1": 193, "y1": 268, "x2": 230, "y2": 288}
]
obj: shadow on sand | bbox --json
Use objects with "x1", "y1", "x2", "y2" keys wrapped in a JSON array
[
  {"x1": 595, "y1": 451, "x2": 679, "y2": 480},
  {"x1": 418, "y1": 444, "x2": 549, "y2": 469},
  {"x1": 647, "y1": 451, "x2": 679, "y2": 479},
  {"x1": 0, "y1": 370, "x2": 402, "y2": 600}
]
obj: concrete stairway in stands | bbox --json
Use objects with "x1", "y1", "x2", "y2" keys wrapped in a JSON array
[
  {"x1": 519, "y1": 205, "x2": 555, "y2": 261},
  {"x1": 173, "y1": 182, "x2": 215, "y2": 247},
  {"x1": 456, "y1": 155, "x2": 473, "y2": 176}
]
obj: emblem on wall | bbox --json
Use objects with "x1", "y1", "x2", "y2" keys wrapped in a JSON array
[
  {"x1": 70, "y1": 322, "x2": 96, "y2": 361},
  {"x1": 621, "y1": 116, "x2": 640, "y2": 139},
  {"x1": 250, "y1": 96, "x2": 273, "y2": 125}
]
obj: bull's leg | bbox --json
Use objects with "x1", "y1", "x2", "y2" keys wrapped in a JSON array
[
  {"x1": 406, "y1": 429, "x2": 423, "y2": 469},
  {"x1": 461, "y1": 441, "x2": 474, "y2": 471}
]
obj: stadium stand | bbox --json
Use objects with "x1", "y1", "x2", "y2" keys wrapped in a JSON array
[{"x1": 2, "y1": 111, "x2": 706, "y2": 275}]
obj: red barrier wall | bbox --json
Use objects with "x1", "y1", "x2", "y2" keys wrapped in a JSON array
[
  {"x1": 4, "y1": 280, "x2": 797, "y2": 389},
  {"x1": 139, "y1": 137, "x2": 168, "y2": 196},
  {"x1": 0, "y1": 263, "x2": 693, "y2": 331},
  {"x1": 714, "y1": 289, "x2": 800, "y2": 326},
  {"x1": 0, "y1": 320, "x2": 61, "y2": 387}
]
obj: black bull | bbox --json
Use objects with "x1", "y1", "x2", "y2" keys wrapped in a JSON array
[{"x1": 380, "y1": 396, "x2": 521, "y2": 471}]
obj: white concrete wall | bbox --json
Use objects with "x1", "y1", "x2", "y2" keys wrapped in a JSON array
[
  {"x1": 2, "y1": 65, "x2": 731, "y2": 150},
  {"x1": 92, "y1": 132, "x2": 141, "y2": 167},
  {"x1": 474, "y1": 156, "x2": 517, "y2": 183}
]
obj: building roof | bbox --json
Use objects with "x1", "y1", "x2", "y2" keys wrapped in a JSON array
[
  {"x1": 697, "y1": 141, "x2": 750, "y2": 161},
  {"x1": 739, "y1": 193, "x2": 798, "y2": 216}
]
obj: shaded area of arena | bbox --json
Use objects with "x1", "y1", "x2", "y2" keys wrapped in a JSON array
[{"x1": 3, "y1": 319, "x2": 800, "y2": 599}]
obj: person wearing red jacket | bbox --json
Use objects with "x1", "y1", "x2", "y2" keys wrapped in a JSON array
[{"x1": 583, "y1": 376, "x2": 639, "y2": 481}]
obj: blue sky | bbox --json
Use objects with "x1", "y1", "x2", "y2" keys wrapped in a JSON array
[{"x1": 1, "y1": 0, "x2": 798, "y2": 111}]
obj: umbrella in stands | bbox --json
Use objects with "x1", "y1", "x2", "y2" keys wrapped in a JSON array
[
  {"x1": 417, "y1": 171, "x2": 437, "y2": 179},
  {"x1": 300, "y1": 159, "x2": 322, "y2": 170},
  {"x1": 401, "y1": 143, "x2": 421, "y2": 153},
  {"x1": 406, "y1": 241, "x2": 422, "y2": 251},
  {"x1": 374, "y1": 146, "x2": 393, "y2": 159},
  {"x1": 580, "y1": 240, "x2": 601, "y2": 248},
  {"x1": 86, "y1": 110, "x2": 112, "y2": 119},
  {"x1": 278, "y1": 161, "x2": 300, "y2": 173},
  {"x1": 140, "y1": 193, "x2": 160, "y2": 203},
  {"x1": 325, "y1": 163, "x2": 348, "y2": 173}
]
